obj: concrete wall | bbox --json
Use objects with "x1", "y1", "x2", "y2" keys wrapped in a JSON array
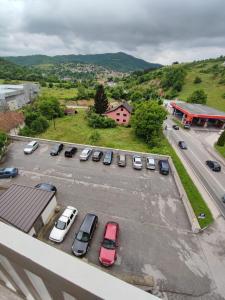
[{"x1": 41, "y1": 196, "x2": 57, "y2": 225}]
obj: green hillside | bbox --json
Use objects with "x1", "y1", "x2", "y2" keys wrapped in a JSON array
[
  {"x1": 5, "y1": 52, "x2": 162, "y2": 72},
  {"x1": 114, "y1": 56, "x2": 225, "y2": 112}
]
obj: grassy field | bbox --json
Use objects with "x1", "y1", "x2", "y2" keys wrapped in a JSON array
[
  {"x1": 177, "y1": 66, "x2": 225, "y2": 112},
  {"x1": 40, "y1": 87, "x2": 78, "y2": 100},
  {"x1": 215, "y1": 144, "x2": 225, "y2": 158},
  {"x1": 38, "y1": 109, "x2": 213, "y2": 228}
]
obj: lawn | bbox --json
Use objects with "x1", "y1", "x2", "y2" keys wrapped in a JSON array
[
  {"x1": 215, "y1": 144, "x2": 225, "y2": 159},
  {"x1": 40, "y1": 87, "x2": 78, "y2": 100},
  {"x1": 38, "y1": 109, "x2": 213, "y2": 228}
]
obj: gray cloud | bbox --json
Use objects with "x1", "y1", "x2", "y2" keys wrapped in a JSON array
[{"x1": 0, "y1": 0, "x2": 225, "y2": 64}]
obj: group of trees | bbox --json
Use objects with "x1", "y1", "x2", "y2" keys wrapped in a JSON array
[
  {"x1": 20, "y1": 97, "x2": 64, "y2": 136},
  {"x1": 188, "y1": 89, "x2": 208, "y2": 104}
]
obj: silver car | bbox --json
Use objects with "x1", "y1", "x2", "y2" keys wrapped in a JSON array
[
  {"x1": 132, "y1": 155, "x2": 143, "y2": 170},
  {"x1": 146, "y1": 157, "x2": 156, "y2": 170},
  {"x1": 80, "y1": 148, "x2": 92, "y2": 161},
  {"x1": 24, "y1": 141, "x2": 39, "y2": 154}
]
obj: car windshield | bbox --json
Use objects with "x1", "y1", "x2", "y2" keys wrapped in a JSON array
[
  {"x1": 162, "y1": 163, "x2": 169, "y2": 170},
  {"x1": 55, "y1": 220, "x2": 66, "y2": 230},
  {"x1": 76, "y1": 231, "x2": 90, "y2": 242},
  {"x1": 105, "y1": 153, "x2": 111, "y2": 158},
  {"x1": 102, "y1": 238, "x2": 116, "y2": 249}
]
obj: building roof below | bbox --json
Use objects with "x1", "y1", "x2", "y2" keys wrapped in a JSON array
[
  {"x1": 0, "y1": 112, "x2": 24, "y2": 132},
  {"x1": 172, "y1": 102, "x2": 225, "y2": 117},
  {"x1": 0, "y1": 184, "x2": 55, "y2": 233}
]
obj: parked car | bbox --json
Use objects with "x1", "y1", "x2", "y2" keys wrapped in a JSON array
[
  {"x1": 222, "y1": 195, "x2": 225, "y2": 204},
  {"x1": 184, "y1": 123, "x2": 191, "y2": 129},
  {"x1": 64, "y1": 147, "x2": 77, "y2": 158},
  {"x1": 80, "y1": 148, "x2": 92, "y2": 161},
  {"x1": 132, "y1": 155, "x2": 143, "y2": 170},
  {"x1": 99, "y1": 222, "x2": 119, "y2": 267},
  {"x1": 49, "y1": 206, "x2": 78, "y2": 243},
  {"x1": 72, "y1": 213, "x2": 98, "y2": 257},
  {"x1": 117, "y1": 154, "x2": 126, "y2": 167},
  {"x1": 92, "y1": 150, "x2": 103, "y2": 162},
  {"x1": 0, "y1": 167, "x2": 18, "y2": 179},
  {"x1": 35, "y1": 183, "x2": 57, "y2": 193},
  {"x1": 146, "y1": 157, "x2": 156, "y2": 170},
  {"x1": 103, "y1": 151, "x2": 113, "y2": 165},
  {"x1": 158, "y1": 160, "x2": 170, "y2": 175},
  {"x1": 206, "y1": 160, "x2": 221, "y2": 172},
  {"x1": 178, "y1": 141, "x2": 187, "y2": 149},
  {"x1": 50, "y1": 143, "x2": 64, "y2": 156},
  {"x1": 24, "y1": 141, "x2": 39, "y2": 154},
  {"x1": 172, "y1": 125, "x2": 179, "y2": 130}
]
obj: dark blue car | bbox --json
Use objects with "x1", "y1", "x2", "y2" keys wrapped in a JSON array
[{"x1": 0, "y1": 168, "x2": 18, "y2": 178}]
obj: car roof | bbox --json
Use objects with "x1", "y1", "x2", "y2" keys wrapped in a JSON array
[
  {"x1": 93, "y1": 150, "x2": 101, "y2": 154},
  {"x1": 62, "y1": 206, "x2": 76, "y2": 217},
  {"x1": 134, "y1": 156, "x2": 141, "y2": 160},
  {"x1": 147, "y1": 157, "x2": 155, "y2": 163},
  {"x1": 3, "y1": 168, "x2": 15, "y2": 172},
  {"x1": 82, "y1": 148, "x2": 91, "y2": 153},
  {"x1": 28, "y1": 141, "x2": 37, "y2": 146},
  {"x1": 58, "y1": 215, "x2": 69, "y2": 223},
  {"x1": 104, "y1": 222, "x2": 118, "y2": 240},
  {"x1": 80, "y1": 213, "x2": 97, "y2": 231}
]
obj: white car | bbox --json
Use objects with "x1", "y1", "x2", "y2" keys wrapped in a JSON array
[
  {"x1": 49, "y1": 206, "x2": 78, "y2": 243},
  {"x1": 146, "y1": 157, "x2": 156, "y2": 170},
  {"x1": 80, "y1": 148, "x2": 92, "y2": 161},
  {"x1": 133, "y1": 155, "x2": 143, "y2": 170},
  {"x1": 24, "y1": 141, "x2": 39, "y2": 154}
]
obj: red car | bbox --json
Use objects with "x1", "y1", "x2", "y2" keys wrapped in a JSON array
[{"x1": 99, "y1": 222, "x2": 119, "y2": 267}]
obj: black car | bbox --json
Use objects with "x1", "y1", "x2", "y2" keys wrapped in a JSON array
[
  {"x1": 50, "y1": 143, "x2": 64, "y2": 156},
  {"x1": 92, "y1": 150, "x2": 103, "y2": 162},
  {"x1": 103, "y1": 151, "x2": 113, "y2": 165},
  {"x1": 158, "y1": 160, "x2": 170, "y2": 175},
  {"x1": 72, "y1": 213, "x2": 98, "y2": 257},
  {"x1": 178, "y1": 141, "x2": 187, "y2": 149},
  {"x1": 206, "y1": 160, "x2": 221, "y2": 172},
  {"x1": 64, "y1": 147, "x2": 77, "y2": 158},
  {"x1": 172, "y1": 125, "x2": 179, "y2": 130},
  {"x1": 35, "y1": 183, "x2": 57, "y2": 193}
]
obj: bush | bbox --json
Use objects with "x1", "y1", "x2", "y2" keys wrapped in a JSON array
[
  {"x1": 188, "y1": 89, "x2": 207, "y2": 104},
  {"x1": 0, "y1": 131, "x2": 7, "y2": 155},
  {"x1": 217, "y1": 130, "x2": 225, "y2": 146},
  {"x1": 194, "y1": 76, "x2": 202, "y2": 84},
  {"x1": 87, "y1": 113, "x2": 117, "y2": 128}
]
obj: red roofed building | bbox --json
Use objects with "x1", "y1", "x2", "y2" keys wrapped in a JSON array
[{"x1": 104, "y1": 102, "x2": 132, "y2": 125}]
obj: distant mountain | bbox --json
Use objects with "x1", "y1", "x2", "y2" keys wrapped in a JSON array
[{"x1": 5, "y1": 52, "x2": 162, "y2": 72}]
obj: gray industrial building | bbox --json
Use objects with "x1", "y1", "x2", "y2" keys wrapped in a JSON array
[{"x1": 0, "y1": 83, "x2": 39, "y2": 111}]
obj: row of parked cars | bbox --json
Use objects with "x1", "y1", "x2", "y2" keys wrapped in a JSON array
[
  {"x1": 23, "y1": 141, "x2": 170, "y2": 174},
  {"x1": 49, "y1": 207, "x2": 119, "y2": 267}
]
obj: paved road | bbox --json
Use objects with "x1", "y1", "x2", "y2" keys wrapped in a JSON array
[{"x1": 165, "y1": 118, "x2": 225, "y2": 217}]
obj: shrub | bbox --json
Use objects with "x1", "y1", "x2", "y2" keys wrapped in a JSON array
[
  {"x1": 88, "y1": 131, "x2": 101, "y2": 143},
  {"x1": 0, "y1": 131, "x2": 7, "y2": 155},
  {"x1": 87, "y1": 113, "x2": 117, "y2": 128},
  {"x1": 188, "y1": 89, "x2": 207, "y2": 104},
  {"x1": 194, "y1": 76, "x2": 202, "y2": 84},
  {"x1": 217, "y1": 130, "x2": 225, "y2": 146}
]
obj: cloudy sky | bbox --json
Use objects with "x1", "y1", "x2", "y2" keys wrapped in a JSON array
[{"x1": 0, "y1": 0, "x2": 225, "y2": 64}]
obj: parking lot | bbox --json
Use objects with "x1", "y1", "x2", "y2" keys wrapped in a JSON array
[{"x1": 0, "y1": 139, "x2": 215, "y2": 298}]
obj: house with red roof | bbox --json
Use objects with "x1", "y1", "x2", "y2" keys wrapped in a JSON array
[{"x1": 104, "y1": 102, "x2": 132, "y2": 125}]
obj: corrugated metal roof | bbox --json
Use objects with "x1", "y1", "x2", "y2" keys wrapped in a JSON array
[{"x1": 0, "y1": 184, "x2": 55, "y2": 233}]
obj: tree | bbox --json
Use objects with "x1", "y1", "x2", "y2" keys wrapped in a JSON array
[
  {"x1": 130, "y1": 91, "x2": 143, "y2": 102},
  {"x1": 188, "y1": 89, "x2": 207, "y2": 104},
  {"x1": 194, "y1": 76, "x2": 202, "y2": 84},
  {"x1": 38, "y1": 97, "x2": 63, "y2": 120},
  {"x1": 0, "y1": 131, "x2": 7, "y2": 155},
  {"x1": 217, "y1": 130, "x2": 225, "y2": 146},
  {"x1": 131, "y1": 101, "x2": 167, "y2": 146},
  {"x1": 94, "y1": 85, "x2": 108, "y2": 114},
  {"x1": 48, "y1": 82, "x2": 53, "y2": 88}
]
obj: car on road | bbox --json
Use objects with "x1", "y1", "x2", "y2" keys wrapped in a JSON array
[
  {"x1": 117, "y1": 154, "x2": 126, "y2": 167},
  {"x1": 172, "y1": 125, "x2": 179, "y2": 130},
  {"x1": 178, "y1": 141, "x2": 187, "y2": 149},
  {"x1": 132, "y1": 155, "x2": 143, "y2": 170},
  {"x1": 222, "y1": 195, "x2": 225, "y2": 204},
  {"x1": 35, "y1": 183, "x2": 57, "y2": 193},
  {"x1": 99, "y1": 222, "x2": 119, "y2": 267},
  {"x1": 80, "y1": 148, "x2": 92, "y2": 161},
  {"x1": 92, "y1": 150, "x2": 103, "y2": 162},
  {"x1": 50, "y1": 143, "x2": 64, "y2": 156},
  {"x1": 103, "y1": 151, "x2": 113, "y2": 165},
  {"x1": 72, "y1": 213, "x2": 98, "y2": 257},
  {"x1": 206, "y1": 160, "x2": 221, "y2": 172},
  {"x1": 64, "y1": 147, "x2": 77, "y2": 158},
  {"x1": 49, "y1": 206, "x2": 78, "y2": 243},
  {"x1": 0, "y1": 167, "x2": 18, "y2": 179},
  {"x1": 24, "y1": 141, "x2": 39, "y2": 154},
  {"x1": 158, "y1": 160, "x2": 170, "y2": 175},
  {"x1": 146, "y1": 157, "x2": 156, "y2": 170},
  {"x1": 184, "y1": 124, "x2": 191, "y2": 129}
]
